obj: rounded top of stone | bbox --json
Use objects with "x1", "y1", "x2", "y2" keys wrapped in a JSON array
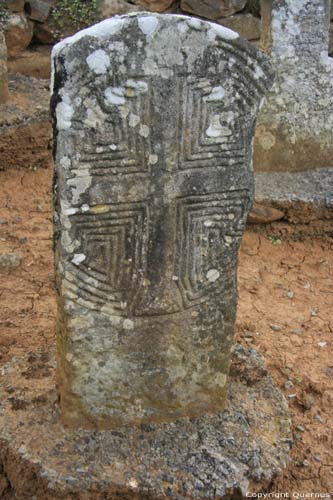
[{"x1": 52, "y1": 12, "x2": 239, "y2": 60}]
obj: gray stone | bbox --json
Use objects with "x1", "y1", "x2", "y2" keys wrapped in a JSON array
[
  {"x1": 0, "y1": 32, "x2": 8, "y2": 104},
  {"x1": 180, "y1": 0, "x2": 247, "y2": 21},
  {"x1": 4, "y1": 13, "x2": 33, "y2": 57},
  {"x1": 218, "y1": 13, "x2": 261, "y2": 40},
  {"x1": 97, "y1": 0, "x2": 144, "y2": 17},
  {"x1": 254, "y1": 0, "x2": 333, "y2": 172},
  {"x1": 52, "y1": 13, "x2": 273, "y2": 429},
  {"x1": 24, "y1": 0, "x2": 54, "y2": 22},
  {"x1": 0, "y1": 345, "x2": 292, "y2": 499},
  {"x1": 255, "y1": 167, "x2": 333, "y2": 206},
  {"x1": 0, "y1": 253, "x2": 21, "y2": 272},
  {"x1": 6, "y1": 0, "x2": 25, "y2": 12}
]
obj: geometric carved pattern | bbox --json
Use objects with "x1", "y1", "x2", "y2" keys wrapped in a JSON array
[
  {"x1": 175, "y1": 190, "x2": 249, "y2": 309},
  {"x1": 177, "y1": 78, "x2": 246, "y2": 170},
  {"x1": 71, "y1": 79, "x2": 152, "y2": 176},
  {"x1": 65, "y1": 201, "x2": 148, "y2": 313}
]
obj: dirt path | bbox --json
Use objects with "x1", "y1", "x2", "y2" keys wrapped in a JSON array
[{"x1": 0, "y1": 165, "x2": 332, "y2": 495}]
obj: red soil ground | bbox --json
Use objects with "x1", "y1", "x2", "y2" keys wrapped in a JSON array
[{"x1": 0, "y1": 164, "x2": 332, "y2": 496}]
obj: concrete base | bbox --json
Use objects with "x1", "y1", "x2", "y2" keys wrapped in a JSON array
[{"x1": 0, "y1": 345, "x2": 292, "y2": 499}]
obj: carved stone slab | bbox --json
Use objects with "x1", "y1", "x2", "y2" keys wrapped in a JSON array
[{"x1": 52, "y1": 13, "x2": 273, "y2": 428}]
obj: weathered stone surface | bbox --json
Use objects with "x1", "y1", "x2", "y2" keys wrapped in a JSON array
[
  {"x1": 0, "y1": 253, "x2": 21, "y2": 272},
  {"x1": 218, "y1": 13, "x2": 261, "y2": 40},
  {"x1": 254, "y1": 0, "x2": 333, "y2": 172},
  {"x1": 329, "y1": 22, "x2": 333, "y2": 55},
  {"x1": 6, "y1": 0, "x2": 25, "y2": 12},
  {"x1": 134, "y1": 0, "x2": 175, "y2": 12},
  {"x1": 24, "y1": 0, "x2": 54, "y2": 22},
  {"x1": 98, "y1": 0, "x2": 144, "y2": 17},
  {"x1": 52, "y1": 13, "x2": 273, "y2": 428},
  {"x1": 180, "y1": 0, "x2": 247, "y2": 20},
  {"x1": 4, "y1": 13, "x2": 33, "y2": 57},
  {"x1": 0, "y1": 345, "x2": 292, "y2": 499},
  {"x1": 255, "y1": 168, "x2": 333, "y2": 206},
  {"x1": 0, "y1": 32, "x2": 8, "y2": 104}
]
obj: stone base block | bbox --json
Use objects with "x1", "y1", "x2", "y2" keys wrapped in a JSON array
[{"x1": 0, "y1": 345, "x2": 292, "y2": 499}]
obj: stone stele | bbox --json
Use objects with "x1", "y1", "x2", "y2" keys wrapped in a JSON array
[{"x1": 52, "y1": 13, "x2": 274, "y2": 429}]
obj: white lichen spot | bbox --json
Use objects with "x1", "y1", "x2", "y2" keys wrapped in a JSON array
[
  {"x1": 123, "y1": 319, "x2": 134, "y2": 330},
  {"x1": 161, "y1": 68, "x2": 174, "y2": 79},
  {"x1": 84, "y1": 106, "x2": 107, "y2": 128},
  {"x1": 104, "y1": 87, "x2": 125, "y2": 106},
  {"x1": 64, "y1": 207, "x2": 77, "y2": 216},
  {"x1": 72, "y1": 254, "x2": 86, "y2": 265},
  {"x1": 109, "y1": 315, "x2": 121, "y2": 326},
  {"x1": 148, "y1": 154, "x2": 158, "y2": 165},
  {"x1": 56, "y1": 95, "x2": 74, "y2": 130},
  {"x1": 66, "y1": 353, "x2": 74, "y2": 362},
  {"x1": 81, "y1": 204, "x2": 90, "y2": 212},
  {"x1": 204, "y1": 220, "x2": 214, "y2": 227},
  {"x1": 60, "y1": 156, "x2": 71, "y2": 169},
  {"x1": 68, "y1": 173, "x2": 92, "y2": 204},
  {"x1": 206, "y1": 115, "x2": 231, "y2": 138},
  {"x1": 61, "y1": 231, "x2": 77, "y2": 254},
  {"x1": 205, "y1": 86, "x2": 225, "y2": 102},
  {"x1": 138, "y1": 16, "x2": 159, "y2": 36},
  {"x1": 254, "y1": 65, "x2": 265, "y2": 80},
  {"x1": 225, "y1": 236, "x2": 233, "y2": 244},
  {"x1": 52, "y1": 17, "x2": 124, "y2": 59},
  {"x1": 126, "y1": 79, "x2": 148, "y2": 95},
  {"x1": 129, "y1": 113, "x2": 140, "y2": 127},
  {"x1": 207, "y1": 25, "x2": 238, "y2": 42},
  {"x1": 206, "y1": 269, "x2": 220, "y2": 282},
  {"x1": 139, "y1": 124, "x2": 149, "y2": 138},
  {"x1": 215, "y1": 373, "x2": 227, "y2": 388},
  {"x1": 110, "y1": 144, "x2": 117, "y2": 150},
  {"x1": 86, "y1": 49, "x2": 110, "y2": 74},
  {"x1": 188, "y1": 18, "x2": 202, "y2": 30},
  {"x1": 177, "y1": 22, "x2": 189, "y2": 34},
  {"x1": 128, "y1": 479, "x2": 138, "y2": 489}
]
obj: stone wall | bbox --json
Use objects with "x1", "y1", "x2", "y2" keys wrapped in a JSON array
[
  {"x1": 2, "y1": 0, "x2": 263, "y2": 53},
  {"x1": 3, "y1": 0, "x2": 333, "y2": 57},
  {"x1": 1, "y1": 0, "x2": 333, "y2": 186},
  {"x1": 254, "y1": 0, "x2": 333, "y2": 173}
]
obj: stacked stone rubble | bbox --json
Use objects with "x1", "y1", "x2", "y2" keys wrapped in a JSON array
[{"x1": 3, "y1": 0, "x2": 333, "y2": 77}]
